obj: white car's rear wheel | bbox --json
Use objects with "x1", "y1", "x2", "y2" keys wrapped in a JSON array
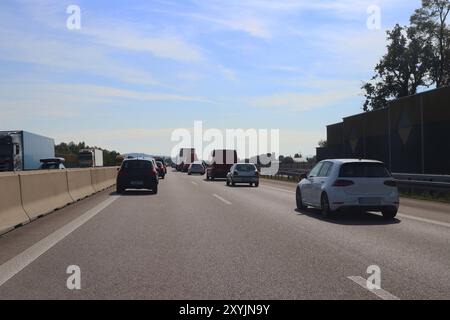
[
  {"x1": 321, "y1": 193, "x2": 333, "y2": 219},
  {"x1": 296, "y1": 187, "x2": 306, "y2": 210}
]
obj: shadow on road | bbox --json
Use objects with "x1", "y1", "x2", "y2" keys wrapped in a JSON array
[
  {"x1": 110, "y1": 190, "x2": 156, "y2": 196},
  {"x1": 295, "y1": 208, "x2": 401, "y2": 226},
  {"x1": 226, "y1": 185, "x2": 258, "y2": 188},
  {"x1": 203, "y1": 178, "x2": 227, "y2": 182}
]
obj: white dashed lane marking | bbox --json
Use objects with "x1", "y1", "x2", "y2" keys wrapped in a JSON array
[
  {"x1": 348, "y1": 276, "x2": 400, "y2": 300},
  {"x1": 212, "y1": 194, "x2": 232, "y2": 205}
]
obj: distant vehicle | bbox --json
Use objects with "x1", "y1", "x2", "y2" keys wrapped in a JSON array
[
  {"x1": 116, "y1": 159, "x2": 159, "y2": 194},
  {"x1": 39, "y1": 158, "x2": 66, "y2": 170},
  {"x1": 56, "y1": 153, "x2": 78, "y2": 168},
  {"x1": 296, "y1": 159, "x2": 399, "y2": 219},
  {"x1": 188, "y1": 162, "x2": 205, "y2": 175},
  {"x1": 78, "y1": 149, "x2": 103, "y2": 168},
  {"x1": 0, "y1": 131, "x2": 55, "y2": 172},
  {"x1": 156, "y1": 161, "x2": 166, "y2": 179},
  {"x1": 176, "y1": 148, "x2": 198, "y2": 172},
  {"x1": 154, "y1": 157, "x2": 167, "y2": 174},
  {"x1": 206, "y1": 149, "x2": 238, "y2": 180},
  {"x1": 226, "y1": 163, "x2": 259, "y2": 187},
  {"x1": 115, "y1": 155, "x2": 125, "y2": 167}
]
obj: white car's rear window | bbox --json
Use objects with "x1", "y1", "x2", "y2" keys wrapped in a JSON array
[
  {"x1": 339, "y1": 162, "x2": 391, "y2": 178},
  {"x1": 235, "y1": 164, "x2": 256, "y2": 172}
]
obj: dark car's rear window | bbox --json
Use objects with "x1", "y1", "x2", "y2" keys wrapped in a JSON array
[
  {"x1": 122, "y1": 160, "x2": 153, "y2": 170},
  {"x1": 339, "y1": 162, "x2": 391, "y2": 178}
]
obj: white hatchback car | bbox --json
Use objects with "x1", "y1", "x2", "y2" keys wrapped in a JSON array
[{"x1": 296, "y1": 159, "x2": 399, "y2": 219}]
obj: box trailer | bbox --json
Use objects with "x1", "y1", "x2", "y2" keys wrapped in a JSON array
[
  {"x1": 0, "y1": 131, "x2": 55, "y2": 172},
  {"x1": 78, "y1": 148, "x2": 104, "y2": 167}
]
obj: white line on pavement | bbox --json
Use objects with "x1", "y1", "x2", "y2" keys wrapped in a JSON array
[
  {"x1": 213, "y1": 194, "x2": 232, "y2": 205},
  {"x1": 263, "y1": 184, "x2": 450, "y2": 228},
  {"x1": 0, "y1": 196, "x2": 119, "y2": 288},
  {"x1": 191, "y1": 181, "x2": 198, "y2": 186},
  {"x1": 348, "y1": 276, "x2": 400, "y2": 300},
  {"x1": 261, "y1": 185, "x2": 295, "y2": 194},
  {"x1": 398, "y1": 213, "x2": 450, "y2": 228}
]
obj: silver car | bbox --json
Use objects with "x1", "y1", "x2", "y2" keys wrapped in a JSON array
[
  {"x1": 226, "y1": 163, "x2": 259, "y2": 187},
  {"x1": 188, "y1": 162, "x2": 205, "y2": 175}
]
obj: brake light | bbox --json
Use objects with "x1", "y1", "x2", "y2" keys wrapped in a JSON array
[
  {"x1": 255, "y1": 170, "x2": 259, "y2": 176},
  {"x1": 384, "y1": 180, "x2": 397, "y2": 187},
  {"x1": 151, "y1": 168, "x2": 157, "y2": 176},
  {"x1": 118, "y1": 170, "x2": 127, "y2": 177},
  {"x1": 332, "y1": 179, "x2": 354, "y2": 187}
]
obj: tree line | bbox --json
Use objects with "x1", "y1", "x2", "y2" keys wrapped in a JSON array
[
  {"x1": 363, "y1": 0, "x2": 450, "y2": 111},
  {"x1": 55, "y1": 141, "x2": 120, "y2": 167}
]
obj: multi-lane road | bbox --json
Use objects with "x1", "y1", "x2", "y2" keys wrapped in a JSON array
[{"x1": 0, "y1": 171, "x2": 449, "y2": 300}]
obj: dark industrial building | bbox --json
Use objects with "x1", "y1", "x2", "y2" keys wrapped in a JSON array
[{"x1": 317, "y1": 86, "x2": 450, "y2": 174}]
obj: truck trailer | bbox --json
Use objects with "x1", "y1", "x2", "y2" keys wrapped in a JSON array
[
  {"x1": 78, "y1": 148, "x2": 104, "y2": 168},
  {"x1": 0, "y1": 131, "x2": 55, "y2": 172}
]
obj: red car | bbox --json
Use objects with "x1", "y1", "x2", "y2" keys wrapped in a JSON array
[
  {"x1": 156, "y1": 161, "x2": 166, "y2": 179},
  {"x1": 154, "y1": 157, "x2": 167, "y2": 174},
  {"x1": 206, "y1": 149, "x2": 238, "y2": 180}
]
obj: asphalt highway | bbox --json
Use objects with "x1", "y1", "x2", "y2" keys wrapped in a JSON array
[{"x1": 0, "y1": 171, "x2": 449, "y2": 300}]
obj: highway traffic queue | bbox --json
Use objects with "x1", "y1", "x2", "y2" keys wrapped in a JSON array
[{"x1": 115, "y1": 149, "x2": 400, "y2": 221}]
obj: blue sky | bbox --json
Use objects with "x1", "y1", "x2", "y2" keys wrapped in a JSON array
[{"x1": 0, "y1": 0, "x2": 421, "y2": 157}]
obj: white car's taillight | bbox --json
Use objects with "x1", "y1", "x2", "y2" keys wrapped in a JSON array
[{"x1": 332, "y1": 179, "x2": 354, "y2": 187}]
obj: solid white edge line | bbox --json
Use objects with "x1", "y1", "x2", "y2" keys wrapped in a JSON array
[
  {"x1": 0, "y1": 196, "x2": 119, "y2": 287},
  {"x1": 212, "y1": 194, "x2": 232, "y2": 205},
  {"x1": 261, "y1": 185, "x2": 296, "y2": 194},
  {"x1": 191, "y1": 181, "x2": 198, "y2": 186},
  {"x1": 263, "y1": 184, "x2": 450, "y2": 228},
  {"x1": 398, "y1": 213, "x2": 450, "y2": 228},
  {"x1": 348, "y1": 276, "x2": 400, "y2": 300}
]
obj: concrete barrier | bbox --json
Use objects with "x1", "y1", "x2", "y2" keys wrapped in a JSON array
[
  {"x1": 91, "y1": 167, "x2": 117, "y2": 192},
  {"x1": 0, "y1": 173, "x2": 30, "y2": 235},
  {"x1": 67, "y1": 169, "x2": 95, "y2": 201},
  {"x1": 19, "y1": 170, "x2": 74, "y2": 220}
]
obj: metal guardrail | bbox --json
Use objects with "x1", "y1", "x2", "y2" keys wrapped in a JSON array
[
  {"x1": 392, "y1": 173, "x2": 450, "y2": 193},
  {"x1": 268, "y1": 167, "x2": 450, "y2": 193}
]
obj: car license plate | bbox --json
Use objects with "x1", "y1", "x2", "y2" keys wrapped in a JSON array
[
  {"x1": 130, "y1": 181, "x2": 144, "y2": 186},
  {"x1": 359, "y1": 197, "x2": 381, "y2": 205}
]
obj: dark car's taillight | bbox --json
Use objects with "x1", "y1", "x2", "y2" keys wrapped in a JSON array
[
  {"x1": 118, "y1": 170, "x2": 127, "y2": 178},
  {"x1": 332, "y1": 179, "x2": 354, "y2": 187},
  {"x1": 384, "y1": 180, "x2": 397, "y2": 187}
]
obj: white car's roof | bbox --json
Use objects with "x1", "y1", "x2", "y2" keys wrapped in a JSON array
[{"x1": 323, "y1": 159, "x2": 384, "y2": 164}]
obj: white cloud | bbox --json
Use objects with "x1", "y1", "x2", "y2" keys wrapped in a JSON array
[
  {"x1": 0, "y1": 28, "x2": 160, "y2": 86},
  {"x1": 82, "y1": 27, "x2": 204, "y2": 62},
  {"x1": 250, "y1": 91, "x2": 355, "y2": 112},
  {"x1": 249, "y1": 77, "x2": 361, "y2": 112}
]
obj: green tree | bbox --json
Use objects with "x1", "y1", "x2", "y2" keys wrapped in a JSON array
[
  {"x1": 362, "y1": 24, "x2": 433, "y2": 111},
  {"x1": 410, "y1": 0, "x2": 450, "y2": 87},
  {"x1": 55, "y1": 141, "x2": 121, "y2": 167},
  {"x1": 318, "y1": 140, "x2": 328, "y2": 148},
  {"x1": 282, "y1": 156, "x2": 294, "y2": 165}
]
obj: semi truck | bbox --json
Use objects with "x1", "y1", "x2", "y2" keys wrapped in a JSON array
[
  {"x1": 78, "y1": 148, "x2": 104, "y2": 168},
  {"x1": 0, "y1": 131, "x2": 55, "y2": 172}
]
